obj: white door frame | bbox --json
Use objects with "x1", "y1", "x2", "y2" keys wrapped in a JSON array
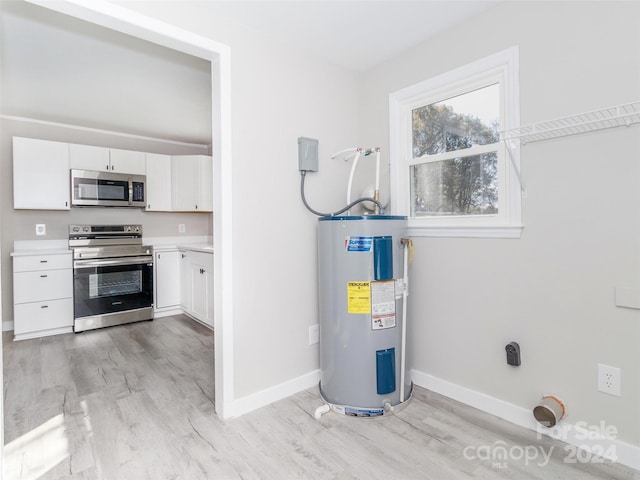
[{"x1": 22, "y1": 0, "x2": 235, "y2": 418}]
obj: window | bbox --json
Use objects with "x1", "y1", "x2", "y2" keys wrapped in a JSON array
[{"x1": 390, "y1": 47, "x2": 522, "y2": 238}]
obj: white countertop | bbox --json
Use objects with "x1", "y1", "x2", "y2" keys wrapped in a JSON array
[
  {"x1": 12, "y1": 236, "x2": 213, "y2": 255},
  {"x1": 148, "y1": 236, "x2": 213, "y2": 254},
  {"x1": 12, "y1": 240, "x2": 70, "y2": 256},
  {"x1": 177, "y1": 243, "x2": 213, "y2": 254}
]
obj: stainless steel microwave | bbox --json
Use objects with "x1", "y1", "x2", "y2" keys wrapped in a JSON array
[{"x1": 71, "y1": 169, "x2": 146, "y2": 208}]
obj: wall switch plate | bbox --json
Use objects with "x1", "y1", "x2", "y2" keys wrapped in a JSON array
[
  {"x1": 35, "y1": 224, "x2": 46, "y2": 236},
  {"x1": 178, "y1": 224, "x2": 186, "y2": 233},
  {"x1": 308, "y1": 324, "x2": 320, "y2": 345},
  {"x1": 597, "y1": 364, "x2": 621, "y2": 396}
]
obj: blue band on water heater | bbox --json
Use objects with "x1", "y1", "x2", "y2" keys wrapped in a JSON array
[
  {"x1": 373, "y1": 236, "x2": 393, "y2": 280},
  {"x1": 376, "y1": 348, "x2": 396, "y2": 395}
]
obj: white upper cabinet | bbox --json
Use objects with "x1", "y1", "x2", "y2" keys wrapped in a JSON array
[
  {"x1": 13, "y1": 137, "x2": 70, "y2": 210},
  {"x1": 70, "y1": 144, "x2": 145, "y2": 174},
  {"x1": 69, "y1": 143, "x2": 109, "y2": 171},
  {"x1": 171, "y1": 155, "x2": 213, "y2": 212},
  {"x1": 145, "y1": 153, "x2": 172, "y2": 211},
  {"x1": 110, "y1": 148, "x2": 146, "y2": 174},
  {"x1": 200, "y1": 155, "x2": 213, "y2": 212},
  {"x1": 13, "y1": 136, "x2": 211, "y2": 212}
]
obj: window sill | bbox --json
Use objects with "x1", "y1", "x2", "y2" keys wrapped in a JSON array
[{"x1": 407, "y1": 223, "x2": 524, "y2": 239}]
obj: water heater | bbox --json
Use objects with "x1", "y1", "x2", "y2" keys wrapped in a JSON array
[{"x1": 317, "y1": 215, "x2": 411, "y2": 416}]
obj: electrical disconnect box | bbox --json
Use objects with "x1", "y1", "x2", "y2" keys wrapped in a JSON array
[{"x1": 297, "y1": 137, "x2": 319, "y2": 172}]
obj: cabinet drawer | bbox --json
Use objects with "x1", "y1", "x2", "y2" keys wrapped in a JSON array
[
  {"x1": 14, "y1": 298, "x2": 73, "y2": 336},
  {"x1": 13, "y1": 254, "x2": 71, "y2": 272},
  {"x1": 14, "y1": 269, "x2": 72, "y2": 303}
]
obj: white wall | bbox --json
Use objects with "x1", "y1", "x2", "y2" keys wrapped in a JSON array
[
  {"x1": 116, "y1": 1, "x2": 361, "y2": 400},
  {"x1": 359, "y1": 1, "x2": 640, "y2": 447}
]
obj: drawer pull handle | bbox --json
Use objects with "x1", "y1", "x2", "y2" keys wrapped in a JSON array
[
  {"x1": 39, "y1": 260, "x2": 48, "y2": 263},
  {"x1": 41, "y1": 305, "x2": 48, "y2": 309},
  {"x1": 40, "y1": 275, "x2": 48, "y2": 278}
]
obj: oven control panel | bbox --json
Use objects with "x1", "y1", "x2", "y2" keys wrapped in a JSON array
[{"x1": 69, "y1": 224, "x2": 142, "y2": 236}]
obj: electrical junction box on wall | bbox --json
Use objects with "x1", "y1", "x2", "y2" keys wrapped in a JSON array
[{"x1": 298, "y1": 137, "x2": 318, "y2": 172}]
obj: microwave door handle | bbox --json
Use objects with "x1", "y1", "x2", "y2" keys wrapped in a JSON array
[{"x1": 128, "y1": 178, "x2": 133, "y2": 205}]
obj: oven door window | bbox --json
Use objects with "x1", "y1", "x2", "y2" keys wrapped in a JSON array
[{"x1": 74, "y1": 263, "x2": 153, "y2": 318}]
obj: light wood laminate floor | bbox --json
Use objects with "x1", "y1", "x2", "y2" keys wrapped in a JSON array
[{"x1": 3, "y1": 315, "x2": 639, "y2": 480}]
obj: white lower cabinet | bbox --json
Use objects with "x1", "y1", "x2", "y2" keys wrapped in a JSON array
[
  {"x1": 154, "y1": 249, "x2": 181, "y2": 312},
  {"x1": 178, "y1": 249, "x2": 213, "y2": 328},
  {"x1": 12, "y1": 252, "x2": 73, "y2": 340}
]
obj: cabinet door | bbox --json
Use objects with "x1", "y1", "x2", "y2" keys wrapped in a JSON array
[
  {"x1": 110, "y1": 148, "x2": 146, "y2": 174},
  {"x1": 145, "y1": 153, "x2": 172, "y2": 211},
  {"x1": 14, "y1": 298, "x2": 73, "y2": 337},
  {"x1": 155, "y1": 250, "x2": 181, "y2": 309},
  {"x1": 171, "y1": 155, "x2": 200, "y2": 211},
  {"x1": 13, "y1": 254, "x2": 71, "y2": 272},
  {"x1": 203, "y1": 255, "x2": 214, "y2": 326},
  {"x1": 14, "y1": 269, "x2": 72, "y2": 304},
  {"x1": 69, "y1": 143, "x2": 110, "y2": 171},
  {"x1": 13, "y1": 137, "x2": 70, "y2": 210},
  {"x1": 189, "y1": 263, "x2": 208, "y2": 325},
  {"x1": 199, "y1": 155, "x2": 214, "y2": 212},
  {"x1": 179, "y1": 251, "x2": 192, "y2": 312},
  {"x1": 189, "y1": 252, "x2": 213, "y2": 327}
]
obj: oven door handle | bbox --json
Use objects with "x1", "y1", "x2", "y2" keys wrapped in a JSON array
[
  {"x1": 128, "y1": 178, "x2": 133, "y2": 205},
  {"x1": 73, "y1": 256, "x2": 153, "y2": 268}
]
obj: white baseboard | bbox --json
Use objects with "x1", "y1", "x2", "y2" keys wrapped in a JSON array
[
  {"x1": 411, "y1": 369, "x2": 640, "y2": 472},
  {"x1": 153, "y1": 308, "x2": 183, "y2": 318},
  {"x1": 228, "y1": 369, "x2": 320, "y2": 418}
]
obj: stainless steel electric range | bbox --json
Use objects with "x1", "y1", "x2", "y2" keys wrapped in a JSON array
[{"x1": 69, "y1": 224, "x2": 154, "y2": 333}]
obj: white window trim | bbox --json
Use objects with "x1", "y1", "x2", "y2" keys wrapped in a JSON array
[{"x1": 389, "y1": 46, "x2": 523, "y2": 239}]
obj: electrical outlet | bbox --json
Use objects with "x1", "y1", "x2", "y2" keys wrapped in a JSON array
[
  {"x1": 308, "y1": 324, "x2": 319, "y2": 345},
  {"x1": 597, "y1": 364, "x2": 621, "y2": 396},
  {"x1": 178, "y1": 224, "x2": 186, "y2": 233},
  {"x1": 35, "y1": 224, "x2": 46, "y2": 236}
]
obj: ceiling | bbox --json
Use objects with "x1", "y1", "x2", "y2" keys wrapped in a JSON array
[
  {"x1": 197, "y1": 1, "x2": 501, "y2": 71},
  {"x1": 1, "y1": 1, "x2": 213, "y2": 146},
  {"x1": 1, "y1": 1, "x2": 501, "y2": 146}
]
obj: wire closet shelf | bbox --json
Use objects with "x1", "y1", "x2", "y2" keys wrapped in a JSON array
[{"x1": 500, "y1": 101, "x2": 640, "y2": 144}]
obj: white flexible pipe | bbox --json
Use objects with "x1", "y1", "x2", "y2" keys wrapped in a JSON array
[
  {"x1": 375, "y1": 149, "x2": 380, "y2": 194},
  {"x1": 346, "y1": 150, "x2": 361, "y2": 211},
  {"x1": 314, "y1": 404, "x2": 330, "y2": 419},
  {"x1": 331, "y1": 147, "x2": 358, "y2": 159},
  {"x1": 374, "y1": 148, "x2": 381, "y2": 214},
  {"x1": 400, "y1": 240, "x2": 410, "y2": 402}
]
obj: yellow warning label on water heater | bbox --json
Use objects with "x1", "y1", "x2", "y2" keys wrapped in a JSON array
[{"x1": 347, "y1": 281, "x2": 371, "y2": 314}]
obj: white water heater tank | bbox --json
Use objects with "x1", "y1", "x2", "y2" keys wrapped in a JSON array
[{"x1": 317, "y1": 215, "x2": 411, "y2": 416}]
